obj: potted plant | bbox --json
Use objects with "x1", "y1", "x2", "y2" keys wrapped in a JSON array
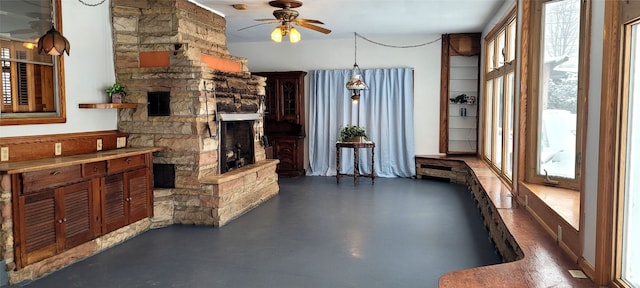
[
  {"x1": 340, "y1": 125, "x2": 369, "y2": 142},
  {"x1": 106, "y1": 83, "x2": 127, "y2": 103}
]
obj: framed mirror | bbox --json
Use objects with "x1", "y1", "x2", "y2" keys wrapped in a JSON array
[{"x1": 0, "y1": 0, "x2": 66, "y2": 125}]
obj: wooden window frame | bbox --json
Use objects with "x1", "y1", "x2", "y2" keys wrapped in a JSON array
[
  {"x1": 0, "y1": 0, "x2": 66, "y2": 126},
  {"x1": 522, "y1": 0, "x2": 590, "y2": 190},
  {"x1": 596, "y1": 1, "x2": 640, "y2": 286},
  {"x1": 481, "y1": 8, "x2": 517, "y2": 183}
]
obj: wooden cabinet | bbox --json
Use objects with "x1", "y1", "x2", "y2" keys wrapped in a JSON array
[
  {"x1": 126, "y1": 168, "x2": 152, "y2": 223},
  {"x1": 59, "y1": 180, "x2": 96, "y2": 250},
  {"x1": 17, "y1": 176, "x2": 96, "y2": 266},
  {"x1": 103, "y1": 166, "x2": 152, "y2": 234},
  {"x1": 19, "y1": 188, "x2": 57, "y2": 265},
  {"x1": 270, "y1": 136, "x2": 304, "y2": 174},
  {"x1": 12, "y1": 152, "x2": 153, "y2": 268},
  {"x1": 103, "y1": 154, "x2": 152, "y2": 234},
  {"x1": 254, "y1": 71, "x2": 306, "y2": 176},
  {"x1": 258, "y1": 71, "x2": 305, "y2": 126}
]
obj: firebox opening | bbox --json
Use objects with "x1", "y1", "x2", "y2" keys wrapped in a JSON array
[
  {"x1": 220, "y1": 121, "x2": 255, "y2": 173},
  {"x1": 148, "y1": 92, "x2": 171, "y2": 116},
  {"x1": 153, "y1": 164, "x2": 175, "y2": 188}
]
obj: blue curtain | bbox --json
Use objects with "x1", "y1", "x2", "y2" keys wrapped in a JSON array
[{"x1": 308, "y1": 67, "x2": 415, "y2": 177}]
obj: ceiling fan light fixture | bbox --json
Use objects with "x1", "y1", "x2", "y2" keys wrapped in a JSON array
[
  {"x1": 289, "y1": 27, "x2": 301, "y2": 43},
  {"x1": 271, "y1": 27, "x2": 283, "y2": 42},
  {"x1": 239, "y1": 0, "x2": 330, "y2": 43},
  {"x1": 37, "y1": 26, "x2": 70, "y2": 56}
]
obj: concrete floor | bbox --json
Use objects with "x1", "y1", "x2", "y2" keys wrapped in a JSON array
[{"x1": 15, "y1": 176, "x2": 502, "y2": 288}]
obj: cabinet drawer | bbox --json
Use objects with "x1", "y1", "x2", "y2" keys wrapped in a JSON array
[
  {"x1": 22, "y1": 165, "x2": 82, "y2": 193},
  {"x1": 107, "y1": 154, "x2": 146, "y2": 175},
  {"x1": 82, "y1": 161, "x2": 106, "y2": 178}
]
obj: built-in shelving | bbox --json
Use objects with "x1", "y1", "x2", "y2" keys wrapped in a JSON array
[
  {"x1": 439, "y1": 33, "x2": 481, "y2": 155},
  {"x1": 447, "y1": 55, "x2": 479, "y2": 154},
  {"x1": 78, "y1": 103, "x2": 138, "y2": 109}
]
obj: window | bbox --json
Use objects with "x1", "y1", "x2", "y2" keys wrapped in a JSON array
[
  {"x1": 525, "y1": 0, "x2": 587, "y2": 189},
  {"x1": 616, "y1": 7, "x2": 640, "y2": 288},
  {"x1": 482, "y1": 9, "x2": 516, "y2": 181},
  {"x1": 596, "y1": 1, "x2": 640, "y2": 285},
  {"x1": 621, "y1": 22, "x2": 640, "y2": 286},
  {"x1": 0, "y1": 0, "x2": 66, "y2": 125}
]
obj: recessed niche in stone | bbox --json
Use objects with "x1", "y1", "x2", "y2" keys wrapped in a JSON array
[
  {"x1": 153, "y1": 163, "x2": 175, "y2": 188},
  {"x1": 148, "y1": 92, "x2": 171, "y2": 116}
]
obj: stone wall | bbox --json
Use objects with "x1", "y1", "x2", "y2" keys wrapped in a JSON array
[
  {"x1": 111, "y1": 0, "x2": 276, "y2": 227},
  {"x1": 0, "y1": 174, "x2": 13, "y2": 282}
]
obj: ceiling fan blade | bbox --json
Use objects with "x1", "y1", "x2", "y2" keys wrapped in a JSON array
[
  {"x1": 295, "y1": 22, "x2": 331, "y2": 34},
  {"x1": 238, "y1": 22, "x2": 273, "y2": 31},
  {"x1": 295, "y1": 18, "x2": 324, "y2": 25},
  {"x1": 255, "y1": 18, "x2": 278, "y2": 22}
]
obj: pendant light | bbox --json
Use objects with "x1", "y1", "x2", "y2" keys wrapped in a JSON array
[
  {"x1": 37, "y1": 26, "x2": 70, "y2": 56},
  {"x1": 346, "y1": 33, "x2": 366, "y2": 103}
]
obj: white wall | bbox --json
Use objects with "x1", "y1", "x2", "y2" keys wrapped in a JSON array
[
  {"x1": 1, "y1": 1, "x2": 117, "y2": 138},
  {"x1": 229, "y1": 35, "x2": 443, "y2": 160}
]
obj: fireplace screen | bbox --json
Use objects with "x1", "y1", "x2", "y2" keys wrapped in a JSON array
[{"x1": 220, "y1": 121, "x2": 255, "y2": 173}]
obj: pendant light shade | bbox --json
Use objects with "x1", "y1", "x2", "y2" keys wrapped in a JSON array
[
  {"x1": 271, "y1": 27, "x2": 283, "y2": 43},
  {"x1": 270, "y1": 24, "x2": 301, "y2": 43},
  {"x1": 37, "y1": 26, "x2": 70, "y2": 56},
  {"x1": 346, "y1": 73, "x2": 366, "y2": 90},
  {"x1": 289, "y1": 27, "x2": 301, "y2": 43},
  {"x1": 346, "y1": 33, "x2": 366, "y2": 103}
]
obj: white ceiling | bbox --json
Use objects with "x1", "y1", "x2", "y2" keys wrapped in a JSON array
[{"x1": 192, "y1": 0, "x2": 506, "y2": 43}]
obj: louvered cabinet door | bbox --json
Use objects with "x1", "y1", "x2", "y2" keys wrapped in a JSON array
[
  {"x1": 18, "y1": 189, "x2": 57, "y2": 267},
  {"x1": 103, "y1": 174, "x2": 127, "y2": 233},
  {"x1": 59, "y1": 180, "x2": 94, "y2": 250},
  {"x1": 126, "y1": 168, "x2": 152, "y2": 223}
]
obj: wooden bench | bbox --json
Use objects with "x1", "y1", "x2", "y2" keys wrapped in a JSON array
[{"x1": 415, "y1": 155, "x2": 597, "y2": 287}]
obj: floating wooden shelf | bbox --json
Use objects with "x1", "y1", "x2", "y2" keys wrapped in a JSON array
[{"x1": 79, "y1": 103, "x2": 138, "y2": 109}]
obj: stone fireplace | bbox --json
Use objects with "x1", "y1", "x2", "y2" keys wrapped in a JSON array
[
  {"x1": 111, "y1": 0, "x2": 279, "y2": 226},
  {"x1": 217, "y1": 113, "x2": 261, "y2": 173}
]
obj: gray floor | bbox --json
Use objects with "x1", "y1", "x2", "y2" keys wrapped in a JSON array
[{"x1": 15, "y1": 176, "x2": 502, "y2": 288}]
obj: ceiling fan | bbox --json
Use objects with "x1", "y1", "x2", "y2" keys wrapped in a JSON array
[{"x1": 238, "y1": 0, "x2": 331, "y2": 43}]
